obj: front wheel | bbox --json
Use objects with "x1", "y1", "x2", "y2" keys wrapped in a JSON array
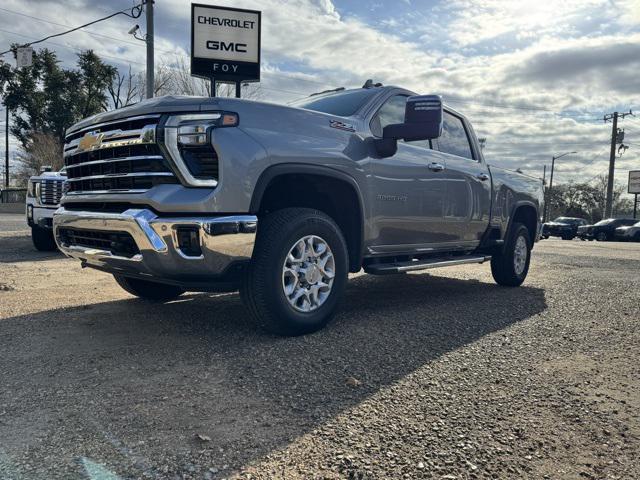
[
  {"x1": 491, "y1": 222, "x2": 531, "y2": 287},
  {"x1": 114, "y1": 275, "x2": 185, "y2": 301},
  {"x1": 596, "y1": 232, "x2": 608, "y2": 241},
  {"x1": 31, "y1": 226, "x2": 58, "y2": 251},
  {"x1": 241, "y1": 208, "x2": 348, "y2": 336}
]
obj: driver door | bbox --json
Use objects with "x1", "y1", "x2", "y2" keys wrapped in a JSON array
[{"x1": 368, "y1": 94, "x2": 451, "y2": 253}]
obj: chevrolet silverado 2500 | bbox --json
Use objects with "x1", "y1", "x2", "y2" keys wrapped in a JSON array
[{"x1": 53, "y1": 83, "x2": 543, "y2": 335}]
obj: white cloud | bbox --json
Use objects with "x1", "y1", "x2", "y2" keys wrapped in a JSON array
[{"x1": 0, "y1": 0, "x2": 638, "y2": 187}]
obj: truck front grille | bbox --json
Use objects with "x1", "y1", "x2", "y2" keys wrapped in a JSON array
[
  {"x1": 63, "y1": 115, "x2": 178, "y2": 195},
  {"x1": 40, "y1": 179, "x2": 64, "y2": 205},
  {"x1": 58, "y1": 227, "x2": 140, "y2": 258}
]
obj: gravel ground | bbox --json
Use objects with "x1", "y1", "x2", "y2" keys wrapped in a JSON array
[{"x1": 0, "y1": 217, "x2": 639, "y2": 480}]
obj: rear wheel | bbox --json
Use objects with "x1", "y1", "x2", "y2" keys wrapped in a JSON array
[
  {"x1": 491, "y1": 222, "x2": 531, "y2": 287},
  {"x1": 241, "y1": 208, "x2": 348, "y2": 336},
  {"x1": 31, "y1": 226, "x2": 58, "y2": 251},
  {"x1": 114, "y1": 275, "x2": 185, "y2": 301}
]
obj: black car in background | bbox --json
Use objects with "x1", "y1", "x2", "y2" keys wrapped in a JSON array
[
  {"x1": 577, "y1": 218, "x2": 638, "y2": 241},
  {"x1": 541, "y1": 217, "x2": 589, "y2": 240}
]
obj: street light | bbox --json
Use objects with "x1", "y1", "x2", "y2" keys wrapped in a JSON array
[{"x1": 544, "y1": 151, "x2": 577, "y2": 222}]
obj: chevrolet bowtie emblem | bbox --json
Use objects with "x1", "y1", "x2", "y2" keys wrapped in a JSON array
[{"x1": 77, "y1": 131, "x2": 104, "y2": 152}]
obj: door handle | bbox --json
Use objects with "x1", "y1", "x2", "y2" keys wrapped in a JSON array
[
  {"x1": 476, "y1": 173, "x2": 490, "y2": 181},
  {"x1": 428, "y1": 162, "x2": 445, "y2": 172}
]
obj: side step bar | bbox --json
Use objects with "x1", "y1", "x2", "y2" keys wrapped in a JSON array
[{"x1": 365, "y1": 255, "x2": 492, "y2": 275}]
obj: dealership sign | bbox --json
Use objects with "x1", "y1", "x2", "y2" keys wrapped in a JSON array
[
  {"x1": 629, "y1": 171, "x2": 640, "y2": 194},
  {"x1": 191, "y1": 3, "x2": 261, "y2": 82}
]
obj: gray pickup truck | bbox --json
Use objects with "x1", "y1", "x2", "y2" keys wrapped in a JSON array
[{"x1": 53, "y1": 82, "x2": 543, "y2": 335}]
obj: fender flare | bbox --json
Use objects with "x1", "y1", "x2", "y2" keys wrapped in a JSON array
[
  {"x1": 505, "y1": 200, "x2": 540, "y2": 246},
  {"x1": 249, "y1": 163, "x2": 366, "y2": 271}
]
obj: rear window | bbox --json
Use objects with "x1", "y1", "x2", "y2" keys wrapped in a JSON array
[{"x1": 292, "y1": 89, "x2": 378, "y2": 117}]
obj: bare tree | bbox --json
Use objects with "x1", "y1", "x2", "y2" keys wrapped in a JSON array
[
  {"x1": 14, "y1": 132, "x2": 63, "y2": 186},
  {"x1": 112, "y1": 57, "x2": 263, "y2": 107},
  {"x1": 108, "y1": 66, "x2": 139, "y2": 109}
]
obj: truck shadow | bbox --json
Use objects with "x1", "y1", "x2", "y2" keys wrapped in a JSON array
[
  {"x1": 0, "y1": 273, "x2": 546, "y2": 479},
  {"x1": 0, "y1": 233, "x2": 64, "y2": 263}
]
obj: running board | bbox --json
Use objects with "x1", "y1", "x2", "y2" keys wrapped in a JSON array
[{"x1": 365, "y1": 255, "x2": 492, "y2": 275}]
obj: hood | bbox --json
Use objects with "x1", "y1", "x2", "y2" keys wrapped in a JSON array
[
  {"x1": 65, "y1": 95, "x2": 355, "y2": 136},
  {"x1": 29, "y1": 170, "x2": 67, "y2": 182}
]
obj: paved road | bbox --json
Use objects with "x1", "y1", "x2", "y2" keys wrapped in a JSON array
[{"x1": 0, "y1": 223, "x2": 638, "y2": 479}]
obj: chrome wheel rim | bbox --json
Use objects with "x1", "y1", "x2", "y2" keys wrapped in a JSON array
[
  {"x1": 282, "y1": 235, "x2": 335, "y2": 312},
  {"x1": 513, "y1": 235, "x2": 528, "y2": 276}
]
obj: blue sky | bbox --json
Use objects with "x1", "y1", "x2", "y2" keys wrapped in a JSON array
[{"x1": 1, "y1": 0, "x2": 639, "y2": 190}]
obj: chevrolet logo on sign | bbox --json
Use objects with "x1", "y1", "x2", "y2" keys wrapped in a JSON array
[{"x1": 77, "y1": 131, "x2": 103, "y2": 152}]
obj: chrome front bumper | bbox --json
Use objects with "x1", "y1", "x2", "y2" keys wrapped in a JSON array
[{"x1": 53, "y1": 207, "x2": 257, "y2": 288}]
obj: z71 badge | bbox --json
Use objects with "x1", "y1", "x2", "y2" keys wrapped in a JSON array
[{"x1": 329, "y1": 120, "x2": 355, "y2": 132}]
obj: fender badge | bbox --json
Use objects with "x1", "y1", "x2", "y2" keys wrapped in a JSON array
[{"x1": 329, "y1": 120, "x2": 355, "y2": 132}]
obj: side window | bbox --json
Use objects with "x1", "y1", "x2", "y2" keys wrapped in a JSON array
[
  {"x1": 433, "y1": 111, "x2": 474, "y2": 160},
  {"x1": 370, "y1": 95, "x2": 430, "y2": 149}
]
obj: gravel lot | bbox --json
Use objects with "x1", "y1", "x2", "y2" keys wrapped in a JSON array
[{"x1": 1, "y1": 214, "x2": 639, "y2": 479}]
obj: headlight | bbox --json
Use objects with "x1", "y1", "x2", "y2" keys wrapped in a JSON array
[
  {"x1": 161, "y1": 112, "x2": 239, "y2": 187},
  {"x1": 27, "y1": 180, "x2": 38, "y2": 197}
]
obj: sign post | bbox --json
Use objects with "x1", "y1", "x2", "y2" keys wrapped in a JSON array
[
  {"x1": 191, "y1": 4, "x2": 261, "y2": 98},
  {"x1": 629, "y1": 171, "x2": 640, "y2": 219}
]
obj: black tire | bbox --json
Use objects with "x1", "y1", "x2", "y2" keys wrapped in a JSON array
[
  {"x1": 561, "y1": 235, "x2": 573, "y2": 240},
  {"x1": 596, "y1": 231, "x2": 608, "y2": 242},
  {"x1": 491, "y1": 222, "x2": 531, "y2": 287},
  {"x1": 541, "y1": 235, "x2": 549, "y2": 240},
  {"x1": 31, "y1": 226, "x2": 58, "y2": 251},
  {"x1": 114, "y1": 275, "x2": 185, "y2": 301},
  {"x1": 241, "y1": 208, "x2": 349, "y2": 336},
  {"x1": 634, "y1": 232, "x2": 640, "y2": 242}
]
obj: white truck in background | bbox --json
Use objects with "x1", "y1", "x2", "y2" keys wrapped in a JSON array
[{"x1": 25, "y1": 167, "x2": 66, "y2": 251}]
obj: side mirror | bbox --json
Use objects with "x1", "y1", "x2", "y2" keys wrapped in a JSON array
[{"x1": 374, "y1": 95, "x2": 443, "y2": 158}]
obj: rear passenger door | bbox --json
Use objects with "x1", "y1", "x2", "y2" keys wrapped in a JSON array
[{"x1": 432, "y1": 111, "x2": 491, "y2": 245}]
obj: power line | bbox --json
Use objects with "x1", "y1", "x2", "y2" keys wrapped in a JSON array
[
  {"x1": 0, "y1": 6, "x2": 183, "y2": 57},
  {"x1": 0, "y1": 3, "x2": 144, "y2": 56},
  {"x1": 0, "y1": 29, "x2": 315, "y2": 100}
]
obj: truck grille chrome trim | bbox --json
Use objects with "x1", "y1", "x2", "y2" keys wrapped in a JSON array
[
  {"x1": 63, "y1": 116, "x2": 177, "y2": 195},
  {"x1": 39, "y1": 179, "x2": 65, "y2": 206},
  {"x1": 65, "y1": 155, "x2": 165, "y2": 171},
  {"x1": 66, "y1": 172, "x2": 175, "y2": 183}
]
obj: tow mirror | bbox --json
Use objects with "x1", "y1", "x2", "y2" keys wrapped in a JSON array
[{"x1": 375, "y1": 95, "x2": 443, "y2": 158}]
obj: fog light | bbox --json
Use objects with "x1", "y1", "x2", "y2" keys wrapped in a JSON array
[
  {"x1": 176, "y1": 227, "x2": 202, "y2": 257},
  {"x1": 27, "y1": 204, "x2": 33, "y2": 219}
]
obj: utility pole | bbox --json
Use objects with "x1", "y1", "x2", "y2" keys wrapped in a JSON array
[
  {"x1": 4, "y1": 106, "x2": 8, "y2": 188},
  {"x1": 145, "y1": 0, "x2": 154, "y2": 99},
  {"x1": 604, "y1": 110, "x2": 633, "y2": 218},
  {"x1": 542, "y1": 164, "x2": 547, "y2": 221}
]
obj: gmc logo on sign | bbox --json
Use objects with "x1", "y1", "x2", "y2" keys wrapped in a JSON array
[{"x1": 206, "y1": 41, "x2": 247, "y2": 53}]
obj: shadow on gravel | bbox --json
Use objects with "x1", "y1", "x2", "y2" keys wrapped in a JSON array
[
  {"x1": 0, "y1": 273, "x2": 546, "y2": 478},
  {"x1": 0, "y1": 234, "x2": 64, "y2": 263}
]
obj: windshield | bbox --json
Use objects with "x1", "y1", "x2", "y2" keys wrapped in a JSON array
[
  {"x1": 594, "y1": 219, "x2": 614, "y2": 226},
  {"x1": 553, "y1": 217, "x2": 579, "y2": 224},
  {"x1": 291, "y1": 88, "x2": 379, "y2": 116}
]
